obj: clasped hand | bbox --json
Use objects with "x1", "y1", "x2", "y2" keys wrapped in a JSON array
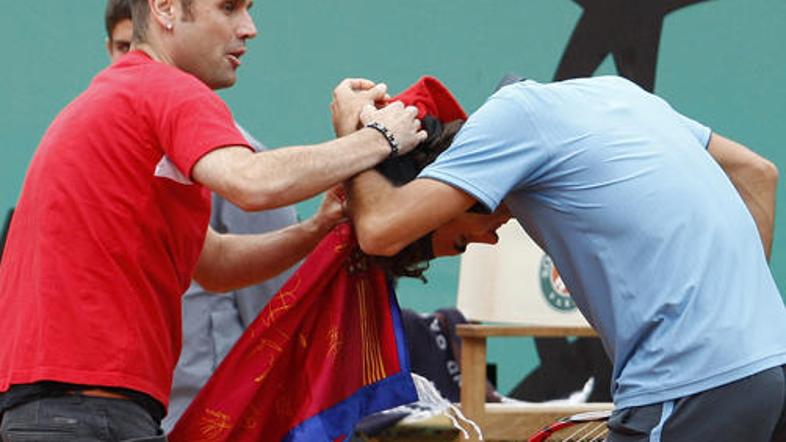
[{"x1": 330, "y1": 78, "x2": 427, "y2": 156}]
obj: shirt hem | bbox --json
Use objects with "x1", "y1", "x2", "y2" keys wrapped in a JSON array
[
  {"x1": 613, "y1": 352, "x2": 786, "y2": 409},
  {"x1": 185, "y1": 140, "x2": 253, "y2": 181},
  {"x1": 0, "y1": 367, "x2": 170, "y2": 409}
]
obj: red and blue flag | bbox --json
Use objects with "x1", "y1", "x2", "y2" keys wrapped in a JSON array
[
  {"x1": 170, "y1": 224, "x2": 416, "y2": 442},
  {"x1": 170, "y1": 76, "x2": 466, "y2": 441}
]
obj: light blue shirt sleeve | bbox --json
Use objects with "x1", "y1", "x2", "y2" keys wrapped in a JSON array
[
  {"x1": 676, "y1": 113, "x2": 712, "y2": 148},
  {"x1": 418, "y1": 91, "x2": 549, "y2": 211}
]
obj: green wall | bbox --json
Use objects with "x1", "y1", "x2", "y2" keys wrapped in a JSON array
[{"x1": 1, "y1": 1, "x2": 784, "y2": 394}]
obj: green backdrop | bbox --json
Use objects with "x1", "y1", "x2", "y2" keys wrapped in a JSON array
[{"x1": 1, "y1": 0, "x2": 784, "y2": 394}]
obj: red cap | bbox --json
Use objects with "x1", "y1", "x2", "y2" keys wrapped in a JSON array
[{"x1": 390, "y1": 76, "x2": 467, "y2": 121}]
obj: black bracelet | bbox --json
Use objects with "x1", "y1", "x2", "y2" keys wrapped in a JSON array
[{"x1": 365, "y1": 122, "x2": 400, "y2": 158}]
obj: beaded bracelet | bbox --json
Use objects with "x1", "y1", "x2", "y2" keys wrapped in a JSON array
[{"x1": 365, "y1": 122, "x2": 400, "y2": 158}]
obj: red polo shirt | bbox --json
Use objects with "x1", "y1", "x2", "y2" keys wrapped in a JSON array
[{"x1": 0, "y1": 51, "x2": 250, "y2": 407}]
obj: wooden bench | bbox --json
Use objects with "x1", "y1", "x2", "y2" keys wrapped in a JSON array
[{"x1": 456, "y1": 323, "x2": 612, "y2": 441}]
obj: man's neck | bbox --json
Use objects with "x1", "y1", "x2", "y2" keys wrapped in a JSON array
[{"x1": 131, "y1": 41, "x2": 174, "y2": 66}]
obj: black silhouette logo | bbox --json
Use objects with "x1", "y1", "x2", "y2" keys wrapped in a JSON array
[{"x1": 555, "y1": 0, "x2": 710, "y2": 91}]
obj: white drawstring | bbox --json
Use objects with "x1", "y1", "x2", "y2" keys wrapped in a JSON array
[{"x1": 410, "y1": 373, "x2": 483, "y2": 440}]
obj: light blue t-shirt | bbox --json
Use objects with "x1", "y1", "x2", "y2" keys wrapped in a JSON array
[{"x1": 420, "y1": 76, "x2": 786, "y2": 408}]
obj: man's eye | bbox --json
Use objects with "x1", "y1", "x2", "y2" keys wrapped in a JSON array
[
  {"x1": 118, "y1": 43, "x2": 131, "y2": 54},
  {"x1": 222, "y1": 1, "x2": 236, "y2": 12}
]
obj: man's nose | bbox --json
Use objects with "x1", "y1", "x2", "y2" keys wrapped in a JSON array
[{"x1": 238, "y1": 10, "x2": 258, "y2": 40}]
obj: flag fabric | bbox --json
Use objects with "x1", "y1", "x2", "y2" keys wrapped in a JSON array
[
  {"x1": 390, "y1": 75, "x2": 467, "y2": 121},
  {"x1": 169, "y1": 223, "x2": 416, "y2": 442}
]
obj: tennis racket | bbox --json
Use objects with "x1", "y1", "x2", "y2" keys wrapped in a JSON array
[{"x1": 528, "y1": 409, "x2": 612, "y2": 442}]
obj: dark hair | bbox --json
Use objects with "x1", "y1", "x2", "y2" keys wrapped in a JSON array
[
  {"x1": 127, "y1": 0, "x2": 194, "y2": 42},
  {"x1": 128, "y1": 0, "x2": 149, "y2": 42},
  {"x1": 373, "y1": 117, "x2": 465, "y2": 281},
  {"x1": 105, "y1": 0, "x2": 132, "y2": 39}
]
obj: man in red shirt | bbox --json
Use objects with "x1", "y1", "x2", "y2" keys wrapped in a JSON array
[
  {"x1": 103, "y1": 0, "x2": 359, "y2": 434},
  {"x1": 0, "y1": 0, "x2": 425, "y2": 440}
]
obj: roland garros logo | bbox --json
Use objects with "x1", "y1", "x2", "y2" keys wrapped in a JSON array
[{"x1": 539, "y1": 255, "x2": 576, "y2": 312}]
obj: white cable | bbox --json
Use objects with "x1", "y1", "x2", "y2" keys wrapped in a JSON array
[{"x1": 410, "y1": 373, "x2": 483, "y2": 440}]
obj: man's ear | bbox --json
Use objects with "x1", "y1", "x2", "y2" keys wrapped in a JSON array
[{"x1": 149, "y1": 0, "x2": 177, "y2": 31}]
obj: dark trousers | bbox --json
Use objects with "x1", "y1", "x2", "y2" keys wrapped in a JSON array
[
  {"x1": 0, "y1": 395, "x2": 166, "y2": 442},
  {"x1": 607, "y1": 365, "x2": 786, "y2": 442}
]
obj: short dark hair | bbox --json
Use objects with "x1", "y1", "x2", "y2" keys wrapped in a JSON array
[
  {"x1": 105, "y1": 0, "x2": 132, "y2": 39},
  {"x1": 374, "y1": 118, "x2": 466, "y2": 281},
  {"x1": 128, "y1": 0, "x2": 194, "y2": 42}
]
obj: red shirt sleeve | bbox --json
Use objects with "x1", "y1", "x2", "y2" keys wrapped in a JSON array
[{"x1": 146, "y1": 67, "x2": 253, "y2": 179}]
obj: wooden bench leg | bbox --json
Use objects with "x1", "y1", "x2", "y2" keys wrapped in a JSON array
[{"x1": 460, "y1": 336, "x2": 486, "y2": 441}]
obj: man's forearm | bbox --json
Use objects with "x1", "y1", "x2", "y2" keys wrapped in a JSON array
[
  {"x1": 708, "y1": 133, "x2": 779, "y2": 260},
  {"x1": 195, "y1": 129, "x2": 391, "y2": 212},
  {"x1": 731, "y1": 171, "x2": 777, "y2": 260},
  {"x1": 348, "y1": 171, "x2": 477, "y2": 256},
  {"x1": 193, "y1": 101, "x2": 426, "y2": 213},
  {"x1": 348, "y1": 170, "x2": 408, "y2": 256},
  {"x1": 194, "y1": 217, "x2": 335, "y2": 293}
]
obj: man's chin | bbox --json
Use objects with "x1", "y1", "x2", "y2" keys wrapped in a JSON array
[{"x1": 207, "y1": 74, "x2": 237, "y2": 91}]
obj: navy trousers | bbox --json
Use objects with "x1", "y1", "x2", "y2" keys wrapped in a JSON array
[{"x1": 607, "y1": 365, "x2": 786, "y2": 442}]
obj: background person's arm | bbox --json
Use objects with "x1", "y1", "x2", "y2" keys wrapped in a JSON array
[
  {"x1": 708, "y1": 133, "x2": 779, "y2": 260},
  {"x1": 192, "y1": 187, "x2": 346, "y2": 293}
]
